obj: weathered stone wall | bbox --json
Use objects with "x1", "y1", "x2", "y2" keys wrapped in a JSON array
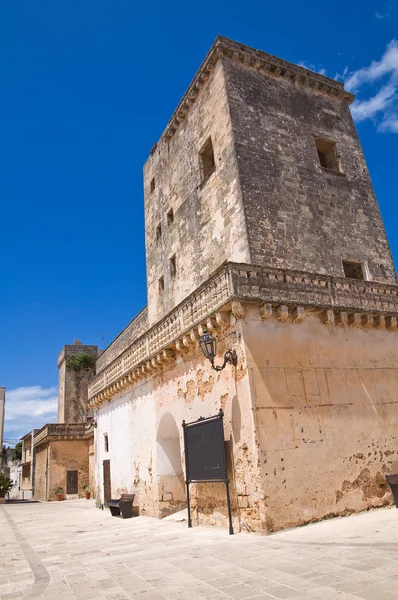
[
  {"x1": 94, "y1": 319, "x2": 263, "y2": 531},
  {"x1": 96, "y1": 307, "x2": 148, "y2": 372},
  {"x1": 223, "y1": 59, "x2": 396, "y2": 283},
  {"x1": 242, "y1": 304, "x2": 398, "y2": 531},
  {"x1": 48, "y1": 439, "x2": 89, "y2": 501},
  {"x1": 58, "y1": 343, "x2": 98, "y2": 423},
  {"x1": 95, "y1": 392, "x2": 137, "y2": 503},
  {"x1": 34, "y1": 444, "x2": 47, "y2": 501},
  {"x1": 144, "y1": 60, "x2": 250, "y2": 326}
]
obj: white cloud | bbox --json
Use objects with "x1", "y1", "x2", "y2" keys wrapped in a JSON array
[
  {"x1": 3, "y1": 386, "x2": 58, "y2": 442},
  {"x1": 345, "y1": 40, "x2": 398, "y2": 92},
  {"x1": 344, "y1": 39, "x2": 398, "y2": 133},
  {"x1": 350, "y1": 81, "x2": 397, "y2": 121},
  {"x1": 378, "y1": 112, "x2": 398, "y2": 132}
]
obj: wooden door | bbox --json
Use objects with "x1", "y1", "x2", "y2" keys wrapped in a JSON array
[
  {"x1": 66, "y1": 470, "x2": 78, "y2": 494},
  {"x1": 103, "y1": 460, "x2": 111, "y2": 505}
]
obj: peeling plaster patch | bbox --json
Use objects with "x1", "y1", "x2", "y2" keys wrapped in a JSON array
[
  {"x1": 197, "y1": 370, "x2": 214, "y2": 399},
  {"x1": 177, "y1": 380, "x2": 196, "y2": 403},
  {"x1": 220, "y1": 393, "x2": 229, "y2": 409},
  {"x1": 338, "y1": 468, "x2": 389, "y2": 500}
]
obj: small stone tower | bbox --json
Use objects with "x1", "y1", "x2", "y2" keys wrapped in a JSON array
[
  {"x1": 57, "y1": 341, "x2": 98, "y2": 423},
  {"x1": 144, "y1": 36, "x2": 396, "y2": 326}
]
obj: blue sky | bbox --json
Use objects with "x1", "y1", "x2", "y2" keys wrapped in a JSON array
[{"x1": 1, "y1": 0, "x2": 398, "y2": 442}]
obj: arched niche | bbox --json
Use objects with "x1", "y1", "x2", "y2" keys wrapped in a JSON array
[{"x1": 156, "y1": 412, "x2": 185, "y2": 516}]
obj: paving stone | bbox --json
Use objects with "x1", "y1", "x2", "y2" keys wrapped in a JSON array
[{"x1": 2, "y1": 502, "x2": 398, "y2": 600}]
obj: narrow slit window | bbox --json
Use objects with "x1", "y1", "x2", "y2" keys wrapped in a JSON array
[
  {"x1": 199, "y1": 137, "x2": 215, "y2": 181},
  {"x1": 159, "y1": 276, "x2": 164, "y2": 292},
  {"x1": 150, "y1": 178, "x2": 155, "y2": 193},
  {"x1": 167, "y1": 208, "x2": 174, "y2": 225},
  {"x1": 342, "y1": 260, "x2": 364, "y2": 280},
  {"x1": 170, "y1": 255, "x2": 176, "y2": 277},
  {"x1": 315, "y1": 139, "x2": 340, "y2": 171},
  {"x1": 156, "y1": 224, "x2": 162, "y2": 240},
  {"x1": 104, "y1": 434, "x2": 109, "y2": 453}
]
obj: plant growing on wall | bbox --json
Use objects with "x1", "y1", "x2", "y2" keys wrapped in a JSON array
[
  {"x1": 0, "y1": 473, "x2": 13, "y2": 498},
  {"x1": 12, "y1": 442, "x2": 22, "y2": 462},
  {"x1": 66, "y1": 352, "x2": 96, "y2": 371}
]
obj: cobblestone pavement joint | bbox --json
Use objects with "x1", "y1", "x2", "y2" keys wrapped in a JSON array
[{"x1": 1, "y1": 501, "x2": 398, "y2": 600}]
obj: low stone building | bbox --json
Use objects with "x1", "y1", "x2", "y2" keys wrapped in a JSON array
[
  {"x1": 87, "y1": 36, "x2": 398, "y2": 533},
  {"x1": 33, "y1": 423, "x2": 93, "y2": 501}
]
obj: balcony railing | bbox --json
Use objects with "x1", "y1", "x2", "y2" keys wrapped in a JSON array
[{"x1": 88, "y1": 262, "x2": 398, "y2": 401}]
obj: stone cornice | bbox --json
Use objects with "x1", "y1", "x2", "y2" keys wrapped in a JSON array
[
  {"x1": 33, "y1": 423, "x2": 93, "y2": 447},
  {"x1": 88, "y1": 262, "x2": 398, "y2": 409},
  {"x1": 153, "y1": 36, "x2": 354, "y2": 148}
]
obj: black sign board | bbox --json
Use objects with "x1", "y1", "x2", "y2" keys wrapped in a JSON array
[{"x1": 182, "y1": 409, "x2": 233, "y2": 534}]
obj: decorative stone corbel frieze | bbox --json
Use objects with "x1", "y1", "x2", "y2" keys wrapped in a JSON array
[
  {"x1": 375, "y1": 315, "x2": 386, "y2": 329},
  {"x1": 260, "y1": 303, "x2": 272, "y2": 320},
  {"x1": 321, "y1": 309, "x2": 335, "y2": 325},
  {"x1": 88, "y1": 261, "x2": 398, "y2": 409},
  {"x1": 336, "y1": 312, "x2": 348, "y2": 327},
  {"x1": 361, "y1": 314, "x2": 374, "y2": 329},
  {"x1": 182, "y1": 335, "x2": 195, "y2": 349},
  {"x1": 197, "y1": 323, "x2": 207, "y2": 337},
  {"x1": 175, "y1": 339, "x2": 189, "y2": 354},
  {"x1": 216, "y1": 311, "x2": 229, "y2": 328},
  {"x1": 231, "y1": 301, "x2": 245, "y2": 319},
  {"x1": 292, "y1": 306, "x2": 305, "y2": 323},
  {"x1": 276, "y1": 305, "x2": 289, "y2": 322},
  {"x1": 206, "y1": 317, "x2": 219, "y2": 331},
  {"x1": 155, "y1": 37, "x2": 353, "y2": 146},
  {"x1": 348, "y1": 313, "x2": 361, "y2": 328},
  {"x1": 189, "y1": 329, "x2": 200, "y2": 345}
]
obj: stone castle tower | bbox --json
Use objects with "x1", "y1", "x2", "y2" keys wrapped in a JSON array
[
  {"x1": 58, "y1": 341, "x2": 98, "y2": 423},
  {"x1": 89, "y1": 37, "x2": 398, "y2": 532},
  {"x1": 144, "y1": 37, "x2": 395, "y2": 326}
]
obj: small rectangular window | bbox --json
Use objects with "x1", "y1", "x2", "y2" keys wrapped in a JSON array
[
  {"x1": 104, "y1": 434, "x2": 109, "y2": 453},
  {"x1": 150, "y1": 178, "x2": 155, "y2": 193},
  {"x1": 159, "y1": 276, "x2": 164, "y2": 292},
  {"x1": 315, "y1": 139, "x2": 340, "y2": 172},
  {"x1": 199, "y1": 137, "x2": 215, "y2": 181},
  {"x1": 156, "y1": 224, "x2": 162, "y2": 240},
  {"x1": 342, "y1": 260, "x2": 364, "y2": 280},
  {"x1": 170, "y1": 255, "x2": 176, "y2": 277},
  {"x1": 167, "y1": 208, "x2": 174, "y2": 225}
]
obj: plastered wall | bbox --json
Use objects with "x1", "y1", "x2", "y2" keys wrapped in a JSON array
[{"x1": 242, "y1": 305, "x2": 398, "y2": 531}]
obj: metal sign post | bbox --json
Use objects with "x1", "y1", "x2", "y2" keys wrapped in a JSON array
[{"x1": 182, "y1": 408, "x2": 233, "y2": 535}]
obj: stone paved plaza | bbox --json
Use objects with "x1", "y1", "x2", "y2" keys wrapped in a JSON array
[{"x1": 1, "y1": 501, "x2": 398, "y2": 600}]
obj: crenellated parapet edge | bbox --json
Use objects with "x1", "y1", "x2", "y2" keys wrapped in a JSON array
[
  {"x1": 88, "y1": 262, "x2": 398, "y2": 409},
  {"x1": 151, "y1": 36, "x2": 353, "y2": 150}
]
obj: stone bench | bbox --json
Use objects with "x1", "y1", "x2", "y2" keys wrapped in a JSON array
[{"x1": 108, "y1": 493, "x2": 135, "y2": 519}]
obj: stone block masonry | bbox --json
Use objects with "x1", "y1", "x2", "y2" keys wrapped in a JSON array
[
  {"x1": 57, "y1": 341, "x2": 98, "y2": 423},
  {"x1": 88, "y1": 36, "x2": 398, "y2": 532}
]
